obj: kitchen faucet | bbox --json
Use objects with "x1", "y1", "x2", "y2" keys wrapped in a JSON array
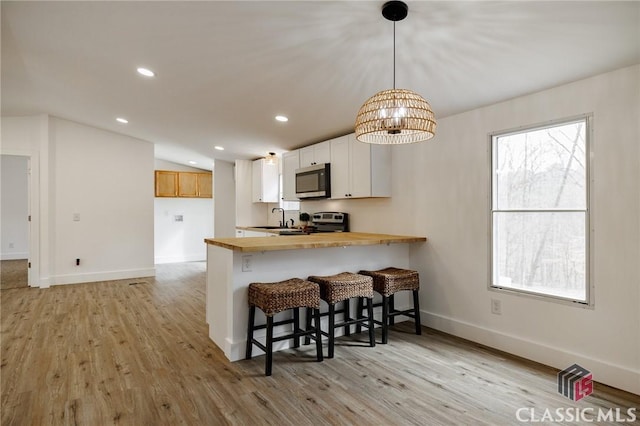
[{"x1": 272, "y1": 207, "x2": 286, "y2": 228}]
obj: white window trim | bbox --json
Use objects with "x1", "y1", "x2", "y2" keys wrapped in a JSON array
[{"x1": 487, "y1": 114, "x2": 594, "y2": 308}]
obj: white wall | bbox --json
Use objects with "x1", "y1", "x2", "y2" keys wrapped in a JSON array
[
  {"x1": 214, "y1": 160, "x2": 235, "y2": 238},
  {"x1": 1, "y1": 115, "x2": 155, "y2": 286},
  {"x1": 305, "y1": 65, "x2": 640, "y2": 394},
  {"x1": 1, "y1": 155, "x2": 29, "y2": 259},
  {"x1": 51, "y1": 118, "x2": 155, "y2": 284},
  {"x1": 154, "y1": 159, "x2": 213, "y2": 263}
]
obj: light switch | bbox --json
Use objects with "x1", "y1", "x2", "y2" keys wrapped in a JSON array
[{"x1": 73, "y1": 213, "x2": 80, "y2": 221}]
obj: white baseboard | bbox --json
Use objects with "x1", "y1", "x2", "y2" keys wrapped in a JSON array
[
  {"x1": 1, "y1": 252, "x2": 28, "y2": 260},
  {"x1": 154, "y1": 254, "x2": 205, "y2": 264},
  {"x1": 52, "y1": 268, "x2": 156, "y2": 286},
  {"x1": 422, "y1": 310, "x2": 640, "y2": 396}
]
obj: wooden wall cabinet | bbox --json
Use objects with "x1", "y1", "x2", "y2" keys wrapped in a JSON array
[{"x1": 155, "y1": 170, "x2": 212, "y2": 198}]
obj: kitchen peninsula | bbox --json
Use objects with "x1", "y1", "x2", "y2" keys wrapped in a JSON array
[{"x1": 204, "y1": 232, "x2": 426, "y2": 361}]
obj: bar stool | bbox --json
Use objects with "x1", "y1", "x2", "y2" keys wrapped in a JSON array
[
  {"x1": 306, "y1": 272, "x2": 375, "y2": 358},
  {"x1": 246, "y1": 278, "x2": 323, "y2": 376},
  {"x1": 357, "y1": 267, "x2": 421, "y2": 344}
]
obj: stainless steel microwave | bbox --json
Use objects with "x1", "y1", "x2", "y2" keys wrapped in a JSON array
[{"x1": 295, "y1": 163, "x2": 331, "y2": 199}]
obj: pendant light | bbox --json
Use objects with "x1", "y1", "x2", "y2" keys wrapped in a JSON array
[
  {"x1": 355, "y1": 1, "x2": 436, "y2": 144},
  {"x1": 265, "y1": 152, "x2": 277, "y2": 165}
]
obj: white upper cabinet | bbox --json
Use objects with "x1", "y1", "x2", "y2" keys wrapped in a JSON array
[
  {"x1": 299, "y1": 140, "x2": 331, "y2": 167},
  {"x1": 330, "y1": 133, "x2": 391, "y2": 199},
  {"x1": 282, "y1": 150, "x2": 300, "y2": 201},
  {"x1": 328, "y1": 135, "x2": 350, "y2": 199},
  {"x1": 252, "y1": 158, "x2": 279, "y2": 203}
]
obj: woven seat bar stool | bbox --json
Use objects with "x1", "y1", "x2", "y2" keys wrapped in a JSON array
[
  {"x1": 246, "y1": 278, "x2": 323, "y2": 376},
  {"x1": 305, "y1": 272, "x2": 375, "y2": 358},
  {"x1": 357, "y1": 267, "x2": 421, "y2": 344}
]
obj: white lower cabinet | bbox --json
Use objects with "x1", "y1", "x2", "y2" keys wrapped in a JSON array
[
  {"x1": 242, "y1": 230, "x2": 269, "y2": 237},
  {"x1": 330, "y1": 133, "x2": 391, "y2": 199},
  {"x1": 237, "y1": 229, "x2": 279, "y2": 238}
]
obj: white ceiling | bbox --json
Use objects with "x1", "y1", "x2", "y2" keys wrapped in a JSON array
[{"x1": 2, "y1": 1, "x2": 639, "y2": 170}]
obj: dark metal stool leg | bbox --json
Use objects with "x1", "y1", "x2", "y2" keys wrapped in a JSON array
[
  {"x1": 265, "y1": 316, "x2": 274, "y2": 376},
  {"x1": 381, "y1": 295, "x2": 389, "y2": 344},
  {"x1": 388, "y1": 294, "x2": 395, "y2": 325},
  {"x1": 344, "y1": 299, "x2": 351, "y2": 336},
  {"x1": 366, "y1": 297, "x2": 375, "y2": 347},
  {"x1": 413, "y1": 289, "x2": 422, "y2": 335},
  {"x1": 304, "y1": 307, "x2": 312, "y2": 345},
  {"x1": 293, "y1": 308, "x2": 300, "y2": 348},
  {"x1": 355, "y1": 297, "x2": 364, "y2": 334},
  {"x1": 314, "y1": 308, "x2": 323, "y2": 362},
  {"x1": 246, "y1": 305, "x2": 256, "y2": 359},
  {"x1": 328, "y1": 303, "x2": 335, "y2": 358}
]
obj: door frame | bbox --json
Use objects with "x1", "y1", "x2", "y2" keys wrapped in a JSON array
[{"x1": 1, "y1": 151, "x2": 38, "y2": 287}]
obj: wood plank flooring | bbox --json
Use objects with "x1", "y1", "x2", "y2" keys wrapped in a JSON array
[
  {"x1": 0, "y1": 260, "x2": 28, "y2": 290},
  {"x1": 1, "y1": 262, "x2": 638, "y2": 425}
]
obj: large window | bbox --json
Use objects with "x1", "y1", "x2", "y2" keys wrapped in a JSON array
[{"x1": 490, "y1": 117, "x2": 591, "y2": 304}]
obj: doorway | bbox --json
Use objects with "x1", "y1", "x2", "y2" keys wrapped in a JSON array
[{"x1": 1, "y1": 155, "x2": 29, "y2": 290}]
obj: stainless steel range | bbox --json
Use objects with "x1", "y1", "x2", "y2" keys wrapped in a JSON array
[{"x1": 311, "y1": 212, "x2": 349, "y2": 233}]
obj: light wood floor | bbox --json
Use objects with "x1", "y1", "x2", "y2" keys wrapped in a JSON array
[
  {"x1": 0, "y1": 260, "x2": 28, "y2": 290},
  {"x1": 1, "y1": 262, "x2": 638, "y2": 425}
]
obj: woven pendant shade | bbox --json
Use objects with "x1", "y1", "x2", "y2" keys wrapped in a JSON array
[
  {"x1": 355, "y1": 88, "x2": 436, "y2": 144},
  {"x1": 355, "y1": 1, "x2": 437, "y2": 145}
]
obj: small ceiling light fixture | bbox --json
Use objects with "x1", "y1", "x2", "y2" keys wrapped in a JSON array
[
  {"x1": 137, "y1": 67, "x2": 155, "y2": 77},
  {"x1": 275, "y1": 115, "x2": 288, "y2": 122},
  {"x1": 188, "y1": 161, "x2": 197, "y2": 165},
  {"x1": 355, "y1": 1, "x2": 436, "y2": 144},
  {"x1": 116, "y1": 117, "x2": 129, "y2": 124},
  {"x1": 265, "y1": 152, "x2": 278, "y2": 165},
  {"x1": 214, "y1": 146, "x2": 224, "y2": 151}
]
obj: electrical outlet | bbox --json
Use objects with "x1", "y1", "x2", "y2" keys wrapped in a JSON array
[
  {"x1": 242, "y1": 255, "x2": 252, "y2": 272},
  {"x1": 491, "y1": 298, "x2": 502, "y2": 315}
]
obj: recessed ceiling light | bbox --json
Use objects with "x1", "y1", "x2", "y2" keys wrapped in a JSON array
[
  {"x1": 214, "y1": 146, "x2": 224, "y2": 151},
  {"x1": 188, "y1": 161, "x2": 197, "y2": 165},
  {"x1": 116, "y1": 117, "x2": 128, "y2": 124},
  {"x1": 275, "y1": 115, "x2": 288, "y2": 122},
  {"x1": 137, "y1": 67, "x2": 155, "y2": 77}
]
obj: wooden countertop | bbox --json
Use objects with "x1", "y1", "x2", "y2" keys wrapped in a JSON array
[{"x1": 205, "y1": 232, "x2": 427, "y2": 252}]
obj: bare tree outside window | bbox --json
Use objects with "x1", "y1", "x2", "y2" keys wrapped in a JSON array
[{"x1": 491, "y1": 118, "x2": 590, "y2": 303}]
